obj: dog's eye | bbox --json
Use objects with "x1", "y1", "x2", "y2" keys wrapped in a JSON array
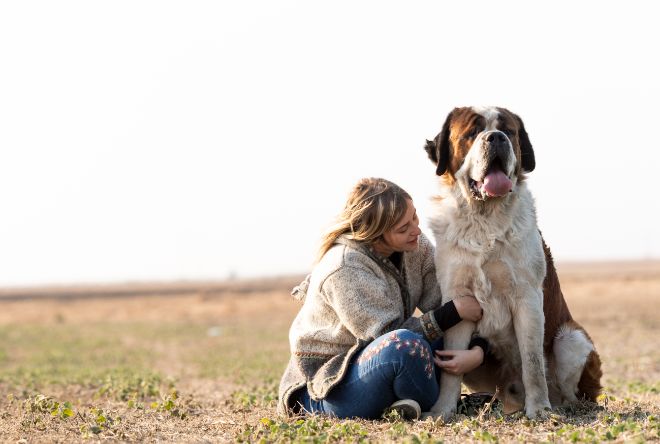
[
  {"x1": 502, "y1": 129, "x2": 514, "y2": 137},
  {"x1": 464, "y1": 128, "x2": 482, "y2": 140}
]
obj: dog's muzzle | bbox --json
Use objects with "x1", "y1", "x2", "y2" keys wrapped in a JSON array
[
  {"x1": 484, "y1": 131, "x2": 511, "y2": 169},
  {"x1": 469, "y1": 131, "x2": 513, "y2": 200}
]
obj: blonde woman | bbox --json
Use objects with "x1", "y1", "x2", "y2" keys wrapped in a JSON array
[{"x1": 278, "y1": 178, "x2": 488, "y2": 420}]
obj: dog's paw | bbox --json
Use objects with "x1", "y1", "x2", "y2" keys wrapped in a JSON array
[
  {"x1": 422, "y1": 407, "x2": 455, "y2": 422},
  {"x1": 525, "y1": 401, "x2": 552, "y2": 420},
  {"x1": 559, "y1": 390, "x2": 579, "y2": 405}
]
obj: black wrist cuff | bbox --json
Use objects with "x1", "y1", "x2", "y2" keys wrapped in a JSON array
[
  {"x1": 433, "y1": 300, "x2": 462, "y2": 331},
  {"x1": 468, "y1": 336, "x2": 489, "y2": 357}
]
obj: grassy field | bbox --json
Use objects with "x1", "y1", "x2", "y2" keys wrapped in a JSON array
[{"x1": 0, "y1": 262, "x2": 658, "y2": 443}]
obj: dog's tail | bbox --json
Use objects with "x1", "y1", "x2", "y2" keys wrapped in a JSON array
[{"x1": 577, "y1": 349, "x2": 603, "y2": 401}]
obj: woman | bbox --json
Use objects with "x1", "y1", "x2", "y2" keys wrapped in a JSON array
[{"x1": 278, "y1": 177, "x2": 488, "y2": 420}]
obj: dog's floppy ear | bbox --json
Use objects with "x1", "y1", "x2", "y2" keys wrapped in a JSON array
[
  {"x1": 425, "y1": 109, "x2": 454, "y2": 176},
  {"x1": 424, "y1": 139, "x2": 438, "y2": 164},
  {"x1": 515, "y1": 114, "x2": 535, "y2": 173}
]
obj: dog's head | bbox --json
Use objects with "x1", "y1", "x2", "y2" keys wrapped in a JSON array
[{"x1": 425, "y1": 106, "x2": 535, "y2": 201}]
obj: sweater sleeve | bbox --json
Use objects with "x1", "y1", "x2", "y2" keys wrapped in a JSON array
[
  {"x1": 322, "y1": 260, "x2": 446, "y2": 343},
  {"x1": 399, "y1": 310, "x2": 443, "y2": 342},
  {"x1": 321, "y1": 266, "x2": 402, "y2": 341}
]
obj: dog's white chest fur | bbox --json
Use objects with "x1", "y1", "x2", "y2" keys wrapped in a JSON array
[{"x1": 430, "y1": 184, "x2": 547, "y2": 359}]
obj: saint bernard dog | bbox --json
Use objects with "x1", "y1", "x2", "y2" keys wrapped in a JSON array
[{"x1": 424, "y1": 106, "x2": 602, "y2": 419}]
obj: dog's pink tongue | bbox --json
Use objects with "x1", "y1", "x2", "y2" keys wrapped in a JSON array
[{"x1": 483, "y1": 170, "x2": 512, "y2": 197}]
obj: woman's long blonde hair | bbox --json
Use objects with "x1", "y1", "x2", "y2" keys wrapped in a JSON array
[{"x1": 316, "y1": 177, "x2": 412, "y2": 262}]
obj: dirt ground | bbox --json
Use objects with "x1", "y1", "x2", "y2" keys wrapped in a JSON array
[{"x1": 0, "y1": 261, "x2": 658, "y2": 442}]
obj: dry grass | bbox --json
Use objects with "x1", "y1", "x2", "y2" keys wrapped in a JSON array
[{"x1": 0, "y1": 262, "x2": 658, "y2": 442}]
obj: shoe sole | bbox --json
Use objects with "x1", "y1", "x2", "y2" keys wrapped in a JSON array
[{"x1": 384, "y1": 401, "x2": 421, "y2": 421}]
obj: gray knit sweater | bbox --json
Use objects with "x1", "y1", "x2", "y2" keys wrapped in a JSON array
[{"x1": 277, "y1": 233, "x2": 444, "y2": 416}]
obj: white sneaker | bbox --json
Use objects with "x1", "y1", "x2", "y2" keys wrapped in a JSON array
[{"x1": 383, "y1": 399, "x2": 421, "y2": 421}]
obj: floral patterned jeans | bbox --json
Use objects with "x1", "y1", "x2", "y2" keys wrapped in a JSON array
[{"x1": 291, "y1": 329, "x2": 442, "y2": 419}]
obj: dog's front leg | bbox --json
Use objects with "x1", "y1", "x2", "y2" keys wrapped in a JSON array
[
  {"x1": 428, "y1": 319, "x2": 475, "y2": 420},
  {"x1": 513, "y1": 293, "x2": 551, "y2": 418}
]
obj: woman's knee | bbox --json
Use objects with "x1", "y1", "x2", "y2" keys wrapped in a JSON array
[
  {"x1": 389, "y1": 329, "x2": 432, "y2": 355},
  {"x1": 390, "y1": 328, "x2": 422, "y2": 342},
  {"x1": 392, "y1": 330, "x2": 433, "y2": 372},
  {"x1": 358, "y1": 329, "x2": 433, "y2": 371}
]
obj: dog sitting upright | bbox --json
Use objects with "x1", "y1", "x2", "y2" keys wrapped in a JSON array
[{"x1": 424, "y1": 106, "x2": 602, "y2": 419}]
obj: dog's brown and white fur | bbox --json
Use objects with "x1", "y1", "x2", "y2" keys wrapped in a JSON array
[{"x1": 425, "y1": 106, "x2": 602, "y2": 419}]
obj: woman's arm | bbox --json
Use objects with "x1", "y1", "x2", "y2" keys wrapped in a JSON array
[
  {"x1": 322, "y1": 265, "x2": 402, "y2": 340},
  {"x1": 323, "y1": 264, "x2": 474, "y2": 342},
  {"x1": 322, "y1": 257, "x2": 483, "y2": 343}
]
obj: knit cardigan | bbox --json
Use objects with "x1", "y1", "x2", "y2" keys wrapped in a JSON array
[{"x1": 277, "y1": 232, "x2": 445, "y2": 416}]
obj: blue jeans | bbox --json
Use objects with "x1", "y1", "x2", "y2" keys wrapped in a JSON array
[{"x1": 291, "y1": 329, "x2": 442, "y2": 419}]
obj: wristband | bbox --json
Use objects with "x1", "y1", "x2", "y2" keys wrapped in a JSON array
[{"x1": 433, "y1": 300, "x2": 462, "y2": 331}]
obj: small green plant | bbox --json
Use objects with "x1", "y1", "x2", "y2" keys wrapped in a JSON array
[
  {"x1": 126, "y1": 397, "x2": 145, "y2": 409},
  {"x1": 19, "y1": 394, "x2": 75, "y2": 432},
  {"x1": 382, "y1": 408, "x2": 409, "y2": 437},
  {"x1": 150, "y1": 389, "x2": 189, "y2": 419},
  {"x1": 237, "y1": 416, "x2": 371, "y2": 443},
  {"x1": 408, "y1": 430, "x2": 444, "y2": 444},
  {"x1": 627, "y1": 380, "x2": 660, "y2": 395},
  {"x1": 22, "y1": 394, "x2": 75, "y2": 420},
  {"x1": 229, "y1": 380, "x2": 278, "y2": 410},
  {"x1": 79, "y1": 406, "x2": 121, "y2": 437},
  {"x1": 473, "y1": 429, "x2": 498, "y2": 442},
  {"x1": 96, "y1": 371, "x2": 171, "y2": 401},
  {"x1": 389, "y1": 418, "x2": 408, "y2": 437}
]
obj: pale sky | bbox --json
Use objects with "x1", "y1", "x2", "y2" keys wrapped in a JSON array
[{"x1": 1, "y1": 1, "x2": 658, "y2": 286}]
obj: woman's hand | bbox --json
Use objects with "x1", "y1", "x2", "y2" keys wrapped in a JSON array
[
  {"x1": 434, "y1": 347, "x2": 484, "y2": 375},
  {"x1": 453, "y1": 296, "x2": 483, "y2": 322}
]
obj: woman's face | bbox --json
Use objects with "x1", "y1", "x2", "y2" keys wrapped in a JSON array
[{"x1": 375, "y1": 199, "x2": 422, "y2": 256}]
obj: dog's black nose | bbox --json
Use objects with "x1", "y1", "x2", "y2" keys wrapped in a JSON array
[{"x1": 485, "y1": 131, "x2": 507, "y2": 144}]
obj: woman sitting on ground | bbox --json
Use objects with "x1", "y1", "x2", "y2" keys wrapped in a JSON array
[{"x1": 278, "y1": 177, "x2": 488, "y2": 420}]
